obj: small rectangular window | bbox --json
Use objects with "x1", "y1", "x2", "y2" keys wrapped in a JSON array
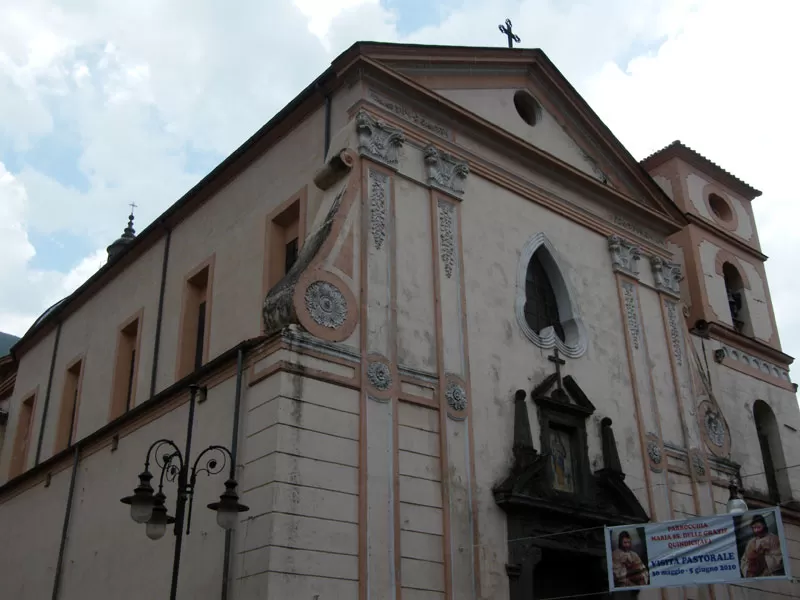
[
  {"x1": 264, "y1": 191, "x2": 306, "y2": 298},
  {"x1": 178, "y1": 260, "x2": 213, "y2": 379},
  {"x1": 195, "y1": 300, "x2": 206, "y2": 371},
  {"x1": 110, "y1": 314, "x2": 141, "y2": 420},
  {"x1": 9, "y1": 393, "x2": 35, "y2": 478},
  {"x1": 55, "y1": 359, "x2": 83, "y2": 452},
  {"x1": 284, "y1": 237, "x2": 299, "y2": 274}
]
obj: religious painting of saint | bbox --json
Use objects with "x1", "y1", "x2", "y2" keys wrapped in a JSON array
[
  {"x1": 610, "y1": 528, "x2": 650, "y2": 588},
  {"x1": 734, "y1": 513, "x2": 785, "y2": 579},
  {"x1": 549, "y1": 427, "x2": 574, "y2": 493}
]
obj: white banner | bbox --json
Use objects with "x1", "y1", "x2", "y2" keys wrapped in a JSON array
[{"x1": 605, "y1": 507, "x2": 791, "y2": 591}]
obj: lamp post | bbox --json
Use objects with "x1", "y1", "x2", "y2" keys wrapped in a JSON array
[
  {"x1": 120, "y1": 384, "x2": 248, "y2": 600},
  {"x1": 726, "y1": 480, "x2": 749, "y2": 515}
]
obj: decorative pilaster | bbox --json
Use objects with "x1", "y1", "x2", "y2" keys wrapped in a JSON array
[
  {"x1": 614, "y1": 274, "x2": 665, "y2": 522},
  {"x1": 431, "y1": 192, "x2": 478, "y2": 599},
  {"x1": 607, "y1": 235, "x2": 641, "y2": 278},
  {"x1": 360, "y1": 162, "x2": 400, "y2": 599},
  {"x1": 424, "y1": 145, "x2": 469, "y2": 196},
  {"x1": 650, "y1": 256, "x2": 682, "y2": 298},
  {"x1": 356, "y1": 110, "x2": 405, "y2": 167}
]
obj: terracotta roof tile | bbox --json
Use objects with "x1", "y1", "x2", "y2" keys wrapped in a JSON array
[{"x1": 641, "y1": 140, "x2": 761, "y2": 199}]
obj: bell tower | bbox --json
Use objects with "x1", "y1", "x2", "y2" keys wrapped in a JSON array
[{"x1": 642, "y1": 141, "x2": 793, "y2": 391}]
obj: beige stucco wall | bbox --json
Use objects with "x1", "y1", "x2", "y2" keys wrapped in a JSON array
[
  {"x1": 0, "y1": 328, "x2": 57, "y2": 479},
  {"x1": 652, "y1": 174, "x2": 674, "y2": 200},
  {"x1": 702, "y1": 337, "x2": 800, "y2": 500},
  {"x1": 697, "y1": 240, "x2": 774, "y2": 343},
  {"x1": 153, "y1": 108, "x2": 327, "y2": 394},
  {"x1": 457, "y1": 173, "x2": 654, "y2": 597},
  {"x1": 437, "y1": 87, "x2": 605, "y2": 180},
  {"x1": 0, "y1": 373, "x2": 238, "y2": 600},
  {"x1": 0, "y1": 465, "x2": 71, "y2": 599},
  {"x1": 37, "y1": 239, "x2": 166, "y2": 463},
  {"x1": 685, "y1": 172, "x2": 756, "y2": 244},
  {"x1": 2, "y1": 67, "x2": 799, "y2": 600},
  {"x1": 234, "y1": 367, "x2": 361, "y2": 598},
  {"x1": 0, "y1": 82, "x2": 367, "y2": 488}
]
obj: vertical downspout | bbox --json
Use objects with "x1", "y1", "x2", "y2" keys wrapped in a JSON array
[
  {"x1": 149, "y1": 227, "x2": 172, "y2": 398},
  {"x1": 51, "y1": 446, "x2": 79, "y2": 600},
  {"x1": 221, "y1": 347, "x2": 245, "y2": 600},
  {"x1": 323, "y1": 93, "x2": 332, "y2": 159},
  {"x1": 35, "y1": 322, "x2": 62, "y2": 465}
]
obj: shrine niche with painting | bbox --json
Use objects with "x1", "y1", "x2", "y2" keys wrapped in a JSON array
[{"x1": 494, "y1": 353, "x2": 649, "y2": 600}]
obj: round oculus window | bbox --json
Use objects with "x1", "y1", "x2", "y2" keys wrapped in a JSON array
[
  {"x1": 514, "y1": 90, "x2": 541, "y2": 126},
  {"x1": 708, "y1": 193, "x2": 733, "y2": 223}
]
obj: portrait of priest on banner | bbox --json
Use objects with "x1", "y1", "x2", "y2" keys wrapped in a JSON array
[
  {"x1": 734, "y1": 513, "x2": 785, "y2": 578},
  {"x1": 611, "y1": 528, "x2": 650, "y2": 588}
]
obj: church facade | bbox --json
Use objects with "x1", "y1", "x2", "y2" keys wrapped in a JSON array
[{"x1": 0, "y1": 42, "x2": 798, "y2": 600}]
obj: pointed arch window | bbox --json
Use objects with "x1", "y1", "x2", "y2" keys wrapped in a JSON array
[
  {"x1": 516, "y1": 233, "x2": 587, "y2": 358},
  {"x1": 753, "y1": 400, "x2": 790, "y2": 503},
  {"x1": 525, "y1": 249, "x2": 565, "y2": 341}
]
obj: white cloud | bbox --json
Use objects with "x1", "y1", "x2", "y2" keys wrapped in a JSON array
[
  {"x1": 0, "y1": 162, "x2": 105, "y2": 337},
  {"x1": 0, "y1": 0, "x2": 797, "y2": 364},
  {"x1": 582, "y1": 0, "x2": 800, "y2": 358}
]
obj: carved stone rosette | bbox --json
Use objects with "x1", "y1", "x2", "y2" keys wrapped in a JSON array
[
  {"x1": 365, "y1": 354, "x2": 396, "y2": 401},
  {"x1": 444, "y1": 374, "x2": 468, "y2": 420},
  {"x1": 646, "y1": 432, "x2": 663, "y2": 473},
  {"x1": 355, "y1": 110, "x2": 405, "y2": 168},
  {"x1": 424, "y1": 145, "x2": 469, "y2": 196},
  {"x1": 697, "y1": 400, "x2": 731, "y2": 458},
  {"x1": 650, "y1": 256, "x2": 682, "y2": 298},
  {"x1": 304, "y1": 281, "x2": 347, "y2": 329},
  {"x1": 607, "y1": 234, "x2": 641, "y2": 278},
  {"x1": 689, "y1": 449, "x2": 709, "y2": 482},
  {"x1": 293, "y1": 270, "x2": 359, "y2": 343}
]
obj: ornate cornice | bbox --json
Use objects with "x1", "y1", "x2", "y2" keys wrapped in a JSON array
[{"x1": 714, "y1": 342, "x2": 792, "y2": 385}]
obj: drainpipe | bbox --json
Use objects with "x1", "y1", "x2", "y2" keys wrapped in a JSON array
[
  {"x1": 323, "y1": 93, "x2": 332, "y2": 159},
  {"x1": 149, "y1": 227, "x2": 172, "y2": 398},
  {"x1": 221, "y1": 347, "x2": 246, "y2": 600},
  {"x1": 51, "y1": 446, "x2": 79, "y2": 600},
  {"x1": 35, "y1": 322, "x2": 62, "y2": 465}
]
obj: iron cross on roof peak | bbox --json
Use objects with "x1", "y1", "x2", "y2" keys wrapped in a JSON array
[
  {"x1": 498, "y1": 18, "x2": 521, "y2": 49},
  {"x1": 547, "y1": 348, "x2": 566, "y2": 391}
]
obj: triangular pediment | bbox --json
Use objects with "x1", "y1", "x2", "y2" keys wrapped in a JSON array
[
  {"x1": 531, "y1": 373, "x2": 596, "y2": 415},
  {"x1": 349, "y1": 43, "x2": 685, "y2": 227}
]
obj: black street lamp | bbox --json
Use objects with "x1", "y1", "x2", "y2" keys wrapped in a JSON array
[{"x1": 120, "y1": 384, "x2": 248, "y2": 600}]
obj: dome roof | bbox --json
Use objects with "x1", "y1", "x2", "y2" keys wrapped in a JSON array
[
  {"x1": 107, "y1": 212, "x2": 137, "y2": 261},
  {"x1": 28, "y1": 297, "x2": 68, "y2": 333}
]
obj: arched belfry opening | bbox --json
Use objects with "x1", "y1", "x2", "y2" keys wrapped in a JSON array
[
  {"x1": 722, "y1": 261, "x2": 750, "y2": 335},
  {"x1": 516, "y1": 233, "x2": 587, "y2": 358},
  {"x1": 753, "y1": 400, "x2": 790, "y2": 502}
]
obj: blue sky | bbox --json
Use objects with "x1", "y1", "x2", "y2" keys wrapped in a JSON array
[{"x1": 1, "y1": 0, "x2": 799, "y2": 361}]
